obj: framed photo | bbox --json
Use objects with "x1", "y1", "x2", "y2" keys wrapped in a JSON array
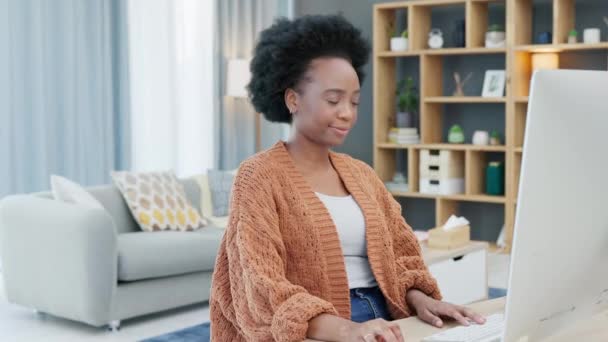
[{"x1": 481, "y1": 70, "x2": 506, "y2": 97}]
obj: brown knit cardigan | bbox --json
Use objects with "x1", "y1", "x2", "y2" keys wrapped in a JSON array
[{"x1": 210, "y1": 141, "x2": 441, "y2": 341}]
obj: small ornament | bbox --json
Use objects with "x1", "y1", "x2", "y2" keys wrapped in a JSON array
[
  {"x1": 490, "y1": 130, "x2": 502, "y2": 146},
  {"x1": 453, "y1": 72, "x2": 473, "y2": 97},
  {"x1": 568, "y1": 29, "x2": 578, "y2": 44},
  {"x1": 472, "y1": 130, "x2": 490, "y2": 146},
  {"x1": 448, "y1": 124, "x2": 465, "y2": 144},
  {"x1": 428, "y1": 28, "x2": 444, "y2": 49}
]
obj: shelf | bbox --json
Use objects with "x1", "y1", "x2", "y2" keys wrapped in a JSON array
[
  {"x1": 514, "y1": 96, "x2": 529, "y2": 103},
  {"x1": 376, "y1": 50, "x2": 421, "y2": 57},
  {"x1": 411, "y1": 0, "x2": 467, "y2": 6},
  {"x1": 390, "y1": 191, "x2": 507, "y2": 204},
  {"x1": 377, "y1": 143, "x2": 507, "y2": 152},
  {"x1": 423, "y1": 47, "x2": 506, "y2": 55},
  {"x1": 514, "y1": 42, "x2": 608, "y2": 53},
  {"x1": 375, "y1": 0, "x2": 467, "y2": 10},
  {"x1": 376, "y1": 47, "x2": 507, "y2": 57},
  {"x1": 514, "y1": 147, "x2": 523, "y2": 153},
  {"x1": 424, "y1": 96, "x2": 506, "y2": 103}
]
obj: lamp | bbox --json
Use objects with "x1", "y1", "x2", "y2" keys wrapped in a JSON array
[
  {"x1": 531, "y1": 53, "x2": 559, "y2": 71},
  {"x1": 226, "y1": 58, "x2": 261, "y2": 152}
]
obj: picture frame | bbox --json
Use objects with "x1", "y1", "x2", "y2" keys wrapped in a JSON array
[{"x1": 481, "y1": 70, "x2": 506, "y2": 97}]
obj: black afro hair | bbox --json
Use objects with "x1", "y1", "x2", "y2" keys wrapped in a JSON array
[{"x1": 247, "y1": 14, "x2": 370, "y2": 124}]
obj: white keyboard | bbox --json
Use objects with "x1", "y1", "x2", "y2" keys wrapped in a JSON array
[{"x1": 422, "y1": 313, "x2": 504, "y2": 342}]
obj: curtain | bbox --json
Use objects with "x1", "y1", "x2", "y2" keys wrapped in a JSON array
[
  {"x1": 0, "y1": 0, "x2": 131, "y2": 197},
  {"x1": 215, "y1": 0, "x2": 293, "y2": 170},
  {"x1": 127, "y1": 0, "x2": 216, "y2": 178}
]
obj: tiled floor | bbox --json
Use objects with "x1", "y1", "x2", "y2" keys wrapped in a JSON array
[{"x1": 0, "y1": 252, "x2": 510, "y2": 342}]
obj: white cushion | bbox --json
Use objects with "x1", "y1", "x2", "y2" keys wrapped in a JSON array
[{"x1": 50, "y1": 175, "x2": 105, "y2": 209}]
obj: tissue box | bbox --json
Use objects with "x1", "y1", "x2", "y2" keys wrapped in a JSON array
[{"x1": 428, "y1": 225, "x2": 471, "y2": 249}]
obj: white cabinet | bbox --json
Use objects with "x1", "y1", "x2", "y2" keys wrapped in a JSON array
[{"x1": 423, "y1": 242, "x2": 488, "y2": 305}]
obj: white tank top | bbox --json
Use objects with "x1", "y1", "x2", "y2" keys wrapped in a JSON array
[{"x1": 315, "y1": 192, "x2": 378, "y2": 289}]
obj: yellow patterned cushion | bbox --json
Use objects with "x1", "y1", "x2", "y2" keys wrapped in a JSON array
[{"x1": 111, "y1": 171, "x2": 209, "y2": 232}]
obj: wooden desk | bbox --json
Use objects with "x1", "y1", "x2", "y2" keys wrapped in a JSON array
[
  {"x1": 421, "y1": 240, "x2": 488, "y2": 265},
  {"x1": 306, "y1": 297, "x2": 608, "y2": 341},
  {"x1": 395, "y1": 297, "x2": 608, "y2": 342}
]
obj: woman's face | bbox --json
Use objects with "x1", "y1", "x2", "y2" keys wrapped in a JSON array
[{"x1": 286, "y1": 57, "x2": 361, "y2": 147}]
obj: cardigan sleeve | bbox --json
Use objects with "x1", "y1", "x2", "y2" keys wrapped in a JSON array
[
  {"x1": 356, "y1": 160, "x2": 442, "y2": 312},
  {"x1": 221, "y1": 162, "x2": 338, "y2": 342}
]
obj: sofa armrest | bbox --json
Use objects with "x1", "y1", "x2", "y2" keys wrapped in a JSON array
[{"x1": 0, "y1": 195, "x2": 118, "y2": 326}]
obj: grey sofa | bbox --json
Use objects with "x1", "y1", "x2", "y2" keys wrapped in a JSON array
[{"x1": 0, "y1": 178, "x2": 225, "y2": 331}]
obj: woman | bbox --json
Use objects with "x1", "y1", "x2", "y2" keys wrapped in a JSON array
[{"x1": 210, "y1": 15, "x2": 485, "y2": 342}]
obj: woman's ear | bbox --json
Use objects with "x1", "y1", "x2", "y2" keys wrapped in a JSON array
[{"x1": 284, "y1": 88, "x2": 298, "y2": 115}]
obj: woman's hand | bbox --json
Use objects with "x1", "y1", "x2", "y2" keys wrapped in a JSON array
[
  {"x1": 342, "y1": 318, "x2": 404, "y2": 342},
  {"x1": 406, "y1": 289, "x2": 486, "y2": 328}
]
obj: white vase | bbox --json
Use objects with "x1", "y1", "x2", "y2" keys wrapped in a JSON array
[
  {"x1": 583, "y1": 28, "x2": 601, "y2": 44},
  {"x1": 390, "y1": 37, "x2": 408, "y2": 51},
  {"x1": 472, "y1": 130, "x2": 490, "y2": 145},
  {"x1": 485, "y1": 31, "x2": 506, "y2": 48}
]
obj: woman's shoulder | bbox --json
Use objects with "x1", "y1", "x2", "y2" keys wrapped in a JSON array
[{"x1": 234, "y1": 145, "x2": 288, "y2": 189}]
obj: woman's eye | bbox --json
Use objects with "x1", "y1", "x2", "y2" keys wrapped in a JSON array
[
  {"x1": 327, "y1": 100, "x2": 339, "y2": 105},
  {"x1": 352, "y1": 102, "x2": 359, "y2": 106}
]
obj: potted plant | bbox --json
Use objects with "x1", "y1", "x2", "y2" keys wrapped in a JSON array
[
  {"x1": 485, "y1": 24, "x2": 506, "y2": 48},
  {"x1": 568, "y1": 29, "x2": 578, "y2": 44},
  {"x1": 390, "y1": 29, "x2": 409, "y2": 51},
  {"x1": 395, "y1": 77, "x2": 418, "y2": 128}
]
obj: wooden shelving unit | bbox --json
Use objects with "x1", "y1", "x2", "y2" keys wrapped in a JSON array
[{"x1": 373, "y1": 0, "x2": 608, "y2": 252}]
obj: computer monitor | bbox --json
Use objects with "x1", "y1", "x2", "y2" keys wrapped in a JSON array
[{"x1": 503, "y1": 70, "x2": 608, "y2": 342}]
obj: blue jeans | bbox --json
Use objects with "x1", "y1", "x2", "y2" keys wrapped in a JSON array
[{"x1": 350, "y1": 286, "x2": 393, "y2": 323}]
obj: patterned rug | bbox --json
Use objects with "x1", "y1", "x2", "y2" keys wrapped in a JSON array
[
  {"x1": 488, "y1": 287, "x2": 507, "y2": 299},
  {"x1": 142, "y1": 288, "x2": 507, "y2": 341},
  {"x1": 141, "y1": 322, "x2": 210, "y2": 342}
]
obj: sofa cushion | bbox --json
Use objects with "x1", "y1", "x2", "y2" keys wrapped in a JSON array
[
  {"x1": 117, "y1": 226, "x2": 225, "y2": 281},
  {"x1": 111, "y1": 171, "x2": 209, "y2": 232},
  {"x1": 207, "y1": 170, "x2": 235, "y2": 217}
]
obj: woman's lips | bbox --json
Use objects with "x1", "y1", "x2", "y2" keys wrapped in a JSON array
[{"x1": 330, "y1": 126, "x2": 349, "y2": 136}]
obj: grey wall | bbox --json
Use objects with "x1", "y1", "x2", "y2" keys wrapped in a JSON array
[{"x1": 295, "y1": 0, "x2": 608, "y2": 239}]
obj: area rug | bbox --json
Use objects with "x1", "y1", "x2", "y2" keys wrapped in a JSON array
[
  {"x1": 141, "y1": 322, "x2": 210, "y2": 342},
  {"x1": 488, "y1": 287, "x2": 507, "y2": 299}
]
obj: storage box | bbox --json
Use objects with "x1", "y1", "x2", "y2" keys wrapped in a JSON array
[
  {"x1": 420, "y1": 164, "x2": 464, "y2": 179},
  {"x1": 428, "y1": 225, "x2": 471, "y2": 250},
  {"x1": 420, "y1": 149, "x2": 464, "y2": 178},
  {"x1": 420, "y1": 177, "x2": 465, "y2": 195},
  {"x1": 419, "y1": 149, "x2": 465, "y2": 195}
]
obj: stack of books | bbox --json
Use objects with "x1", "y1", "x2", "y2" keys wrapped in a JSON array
[{"x1": 388, "y1": 127, "x2": 420, "y2": 145}]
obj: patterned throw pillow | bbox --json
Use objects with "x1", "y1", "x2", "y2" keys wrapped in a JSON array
[
  {"x1": 207, "y1": 170, "x2": 235, "y2": 217},
  {"x1": 111, "y1": 171, "x2": 208, "y2": 232}
]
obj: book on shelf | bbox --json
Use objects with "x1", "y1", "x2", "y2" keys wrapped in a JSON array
[{"x1": 388, "y1": 127, "x2": 420, "y2": 144}]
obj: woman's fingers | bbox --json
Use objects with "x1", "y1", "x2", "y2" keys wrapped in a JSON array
[
  {"x1": 445, "y1": 309, "x2": 470, "y2": 326},
  {"x1": 461, "y1": 307, "x2": 486, "y2": 324},
  {"x1": 418, "y1": 308, "x2": 443, "y2": 327},
  {"x1": 389, "y1": 324, "x2": 404, "y2": 342}
]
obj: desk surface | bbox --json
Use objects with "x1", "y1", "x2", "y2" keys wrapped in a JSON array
[
  {"x1": 306, "y1": 297, "x2": 608, "y2": 341},
  {"x1": 395, "y1": 297, "x2": 608, "y2": 342},
  {"x1": 421, "y1": 240, "x2": 488, "y2": 265}
]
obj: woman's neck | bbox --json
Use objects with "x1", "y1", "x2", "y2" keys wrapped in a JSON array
[{"x1": 285, "y1": 134, "x2": 333, "y2": 175}]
